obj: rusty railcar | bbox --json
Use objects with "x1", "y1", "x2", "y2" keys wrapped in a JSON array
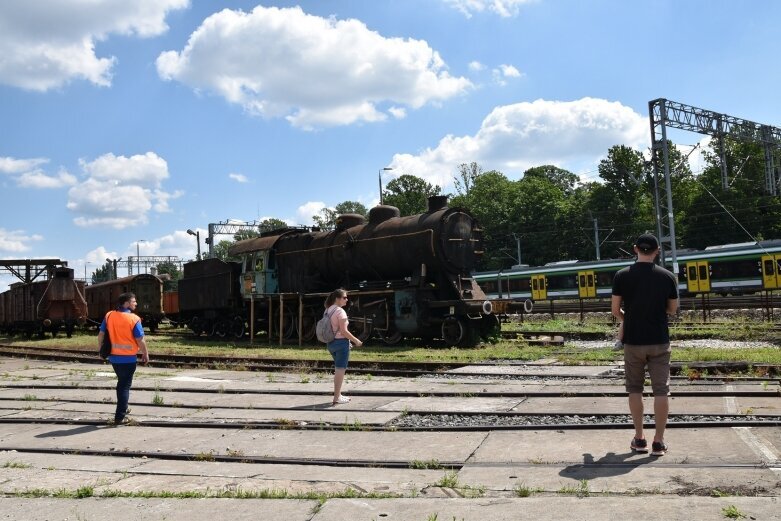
[
  {"x1": 177, "y1": 258, "x2": 244, "y2": 337},
  {"x1": 0, "y1": 267, "x2": 87, "y2": 337},
  {"x1": 85, "y1": 274, "x2": 164, "y2": 331},
  {"x1": 177, "y1": 196, "x2": 495, "y2": 346}
]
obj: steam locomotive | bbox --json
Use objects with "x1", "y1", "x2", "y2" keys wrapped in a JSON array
[{"x1": 177, "y1": 196, "x2": 499, "y2": 346}]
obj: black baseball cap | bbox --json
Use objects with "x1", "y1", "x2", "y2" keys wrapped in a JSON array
[{"x1": 635, "y1": 233, "x2": 659, "y2": 252}]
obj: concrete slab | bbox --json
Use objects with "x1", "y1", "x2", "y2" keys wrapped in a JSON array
[
  {"x1": 449, "y1": 365, "x2": 615, "y2": 377},
  {"x1": 187, "y1": 407, "x2": 399, "y2": 426},
  {"x1": 0, "y1": 388, "x2": 115, "y2": 402},
  {"x1": 311, "y1": 497, "x2": 780, "y2": 521},
  {"x1": 0, "y1": 450, "x2": 148, "y2": 473},
  {"x1": 736, "y1": 396, "x2": 781, "y2": 415},
  {"x1": 1, "y1": 424, "x2": 486, "y2": 464},
  {"x1": 457, "y1": 463, "x2": 781, "y2": 495},
  {"x1": 0, "y1": 498, "x2": 318, "y2": 521},
  {"x1": 511, "y1": 396, "x2": 735, "y2": 415},
  {"x1": 0, "y1": 468, "x2": 125, "y2": 493},
  {"x1": 376, "y1": 396, "x2": 523, "y2": 413},
  {"x1": 467, "y1": 428, "x2": 781, "y2": 465}
]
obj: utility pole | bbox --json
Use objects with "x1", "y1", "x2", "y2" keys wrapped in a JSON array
[{"x1": 593, "y1": 219, "x2": 600, "y2": 261}]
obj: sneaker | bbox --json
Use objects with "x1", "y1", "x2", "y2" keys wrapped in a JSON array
[
  {"x1": 651, "y1": 441, "x2": 668, "y2": 456},
  {"x1": 332, "y1": 395, "x2": 351, "y2": 405},
  {"x1": 630, "y1": 437, "x2": 648, "y2": 453}
]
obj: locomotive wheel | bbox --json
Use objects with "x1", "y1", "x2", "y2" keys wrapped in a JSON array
[
  {"x1": 442, "y1": 316, "x2": 479, "y2": 347},
  {"x1": 378, "y1": 327, "x2": 403, "y2": 345},
  {"x1": 479, "y1": 314, "x2": 501, "y2": 341},
  {"x1": 272, "y1": 307, "x2": 296, "y2": 340},
  {"x1": 300, "y1": 310, "x2": 317, "y2": 342},
  {"x1": 214, "y1": 319, "x2": 228, "y2": 338},
  {"x1": 231, "y1": 317, "x2": 246, "y2": 339},
  {"x1": 348, "y1": 318, "x2": 373, "y2": 343},
  {"x1": 189, "y1": 317, "x2": 202, "y2": 336}
]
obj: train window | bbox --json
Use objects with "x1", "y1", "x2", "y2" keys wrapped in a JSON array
[
  {"x1": 688, "y1": 266, "x2": 697, "y2": 281},
  {"x1": 255, "y1": 254, "x2": 264, "y2": 272},
  {"x1": 579, "y1": 275, "x2": 585, "y2": 287},
  {"x1": 587, "y1": 274, "x2": 594, "y2": 286},
  {"x1": 532, "y1": 279, "x2": 538, "y2": 291},
  {"x1": 512, "y1": 278, "x2": 530, "y2": 291},
  {"x1": 481, "y1": 280, "x2": 497, "y2": 293},
  {"x1": 765, "y1": 259, "x2": 776, "y2": 275},
  {"x1": 597, "y1": 272, "x2": 613, "y2": 287},
  {"x1": 698, "y1": 265, "x2": 708, "y2": 280}
]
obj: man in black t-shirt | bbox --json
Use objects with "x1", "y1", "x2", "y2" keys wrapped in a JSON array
[{"x1": 612, "y1": 233, "x2": 679, "y2": 457}]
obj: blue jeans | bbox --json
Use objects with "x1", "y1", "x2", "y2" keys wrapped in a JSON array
[
  {"x1": 327, "y1": 338, "x2": 350, "y2": 369},
  {"x1": 112, "y1": 362, "x2": 137, "y2": 422}
]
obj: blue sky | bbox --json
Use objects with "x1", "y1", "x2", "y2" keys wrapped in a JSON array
[{"x1": 2, "y1": 0, "x2": 780, "y2": 288}]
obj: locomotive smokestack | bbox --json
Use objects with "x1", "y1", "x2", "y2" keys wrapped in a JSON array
[{"x1": 427, "y1": 195, "x2": 448, "y2": 213}]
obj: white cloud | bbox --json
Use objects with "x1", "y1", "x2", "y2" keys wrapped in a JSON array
[
  {"x1": 389, "y1": 97, "x2": 649, "y2": 188},
  {"x1": 228, "y1": 173, "x2": 249, "y2": 183},
  {"x1": 296, "y1": 201, "x2": 327, "y2": 225},
  {"x1": 17, "y1": 168, "x2": 77, "y2": 189},
  {"x1": 388, "y1": 106, "x2": 407, "y2": 119},
  {"x1": 468, "y1": 61, "x2": 485, "y2": 72},
  {"x1": 0, "y1": 156, "x2": 49, "y2": 174},
  {"x1": 0, "y1": 228, "x2": 43, "y2": 253},
  {"x1": 0, "y1": 156, "x2": 77, "y2": 189},
  {"x1": 67, "y1": 152, "x2": 180, "y2": 229},
  {"x1": 443, "y1": 0, "x2": 535, "y2": 18},
  {"x1": 492, "y1": 64, "x2": 522, "y2": 86},
  {"x1": 156, "y1": 5, "x2": 472, "y2": 129},
  {"x1": 0, "y1": 1, "x2": 188, "y2": 91}
]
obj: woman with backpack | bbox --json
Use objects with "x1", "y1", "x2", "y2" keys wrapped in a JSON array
[{"x1": 323, "y1": 289, "x2": 363, "y2": 405}]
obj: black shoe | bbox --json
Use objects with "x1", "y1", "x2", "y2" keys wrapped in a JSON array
[
  {"x1": 651, "y1": 441, "x2": 667, "y2": 456},
  {"x1": 630, "y1": 437, "x2": 648, "y2": 453}
]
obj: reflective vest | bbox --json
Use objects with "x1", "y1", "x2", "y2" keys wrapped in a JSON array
[{"x1": 105, "y1": 311, "x2": 141, "y2": 356}]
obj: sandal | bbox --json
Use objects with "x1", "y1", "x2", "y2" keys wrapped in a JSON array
[{"x1": 332, "y1": 395, "x2": 351, "y2": 405}]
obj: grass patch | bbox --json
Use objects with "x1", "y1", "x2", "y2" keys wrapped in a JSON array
[
  {"x1": 2, "y1": 461, "x2": 32, "y2": 469},
  {"x1": 721, "y1": 505, "x2": 746, "y2": 519},
  {"x1": 409, "y1": 459, "x2": 443, "y2": 470}
]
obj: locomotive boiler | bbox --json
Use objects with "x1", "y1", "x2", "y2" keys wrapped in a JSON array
[{"x1": 179, "y1": 196, "x2": 498, "y2": 346}]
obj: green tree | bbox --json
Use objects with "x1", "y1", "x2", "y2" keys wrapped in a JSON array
[
  {"x1": 212, "y1": 239, "x2": 237, "y2": 261},
  {"x1": 451, "y1": 171, "x2": 519, "y2": 270},
  {"x1": 382, "y1": 174, "x2": 442, "y2": 216},
  {"x1": 453, "y1": 162, "x2": 483, "y2": 196},
  {"x1": 680, "y1": 139, "x2": 781, "y2": 248},
  {"x1": 313, "y1": 201, "x2": 369, "y2": 229},
  {"x1": 92, "y1": 261, "x2": 113, "y2": 283},
  {"x1": 258, "y1": 218, "x2": 288, "y2": 233},
  {"x1": 522, "y1": 165, "x2": 579, "y2": 196}
]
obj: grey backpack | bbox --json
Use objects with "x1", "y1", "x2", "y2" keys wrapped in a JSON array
[{"x1": 315, "y1": 308, "x2": 337, "y2": 343}]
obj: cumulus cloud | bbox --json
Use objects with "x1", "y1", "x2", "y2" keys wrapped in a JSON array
[
  {"x1": 492, "y1": 64, "x2": 522, "y2": 86},
  {"x1": 228, "y1": 173, "x2": 249, "y2": 183},
  {"x1": 0, "y1": 1, "x2": 188, "y2": 91},
  {"x1": 67, "y1": 152, "x2": 181, "y2": 229},
  {"x1": 296, "y1": 201, "x2": 327, "y2": 225},
  {"x1": 443, "y1": 0, "x2": 535, "y2": 18},
  {"x1": 0, "y1": 156, "x2": 77, "y2": 189},
  {"x1": 0, "y1": 228, "x2": 43, "y2": 253},
  {"x1": 156, "y1": 5, "x2": 472, "y2": 129},
  {"x1": 389, "y1": 97, "x2": 649, "y2": 187},
  {"x1": 468, "y1": 61, "x2": 485, "y2": 72}
]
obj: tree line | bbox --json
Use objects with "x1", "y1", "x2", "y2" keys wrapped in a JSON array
[{"x1": 92, "y1": 136, "x2": 781, "y2": 282}]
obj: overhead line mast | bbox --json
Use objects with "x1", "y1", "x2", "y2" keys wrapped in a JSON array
[{"x1": 648, "y1": 98, "x2": 781, "y2": 274}]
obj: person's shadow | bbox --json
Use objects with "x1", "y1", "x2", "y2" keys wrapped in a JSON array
[
  {"x1": 35, "y1": 425, "x2": 101, "y2": 438},
  {"x1": 559, "y1": 451, "x2": 655, "y2": 480}
]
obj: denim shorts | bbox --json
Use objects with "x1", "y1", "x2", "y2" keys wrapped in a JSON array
[{"x1": 327, "y1": 338, "x2": 350, "y2": 369}]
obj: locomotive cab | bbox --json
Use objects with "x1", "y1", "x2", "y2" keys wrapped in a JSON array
[{"x1": 242, "y1": 250, "x2": 278, "y2": 296}]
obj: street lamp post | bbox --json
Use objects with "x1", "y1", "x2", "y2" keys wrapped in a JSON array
[
  {"x1": 136, "y1": 240, "x2": 146, "y2": 274},
  {"x1": 84, "y1": 262, "x2": 91, "y2": 283},
  {"x1": 379, "y1": 167, "x2": 393, "y2": 205},
  {"x1": 187, "y1": 229, "x2": 201, "y2": 260}
]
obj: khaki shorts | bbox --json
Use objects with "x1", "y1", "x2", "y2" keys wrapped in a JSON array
[{"x1": 623, "y1": 343, "x2": 671, "y2": 396}]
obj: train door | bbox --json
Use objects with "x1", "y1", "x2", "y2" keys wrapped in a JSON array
[
  {"x1": 531, "y1": 275, "x2": 547, "y2": 300},
  {"x1": 686, "y1": 261, "x2": 711, "y2": 293},
  {"x1": 761, "y1": 254, "x2": 781, "y2": 289},
  {"x1": 577, "y1": 271, "x2": 596, "y2": 298}
]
